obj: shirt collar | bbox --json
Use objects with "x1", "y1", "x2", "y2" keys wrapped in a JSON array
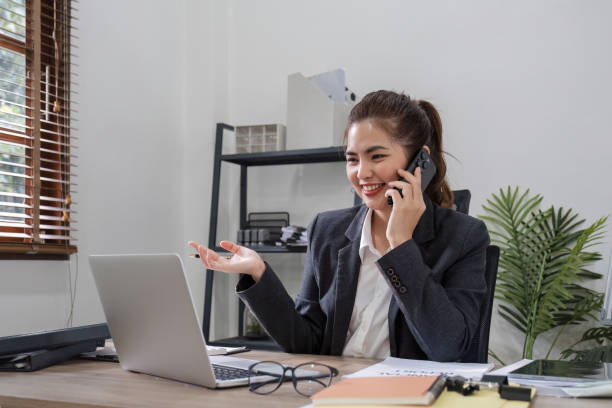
[{"x1": 359, "y1": 208, "x2": 375, "y2": 262}]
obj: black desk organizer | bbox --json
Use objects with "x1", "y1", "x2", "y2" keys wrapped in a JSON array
[{"x1": 203, "y1": 123, "x2": 356, "y2": 350}]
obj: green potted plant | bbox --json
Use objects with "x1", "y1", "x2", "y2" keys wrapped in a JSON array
[{"x1": 479, "y1": 186, "x2": 608, "y2": 362}]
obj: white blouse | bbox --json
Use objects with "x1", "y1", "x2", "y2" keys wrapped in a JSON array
[{"x1": 342, "y1": 209, "x2": 392, "y2": 359}]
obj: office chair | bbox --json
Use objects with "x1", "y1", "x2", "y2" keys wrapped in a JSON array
[
  {"x1": 452, "y1": 189, "x2": 471, "y2": 215},
  {"x1": 461, "y1": 245, "x2": 500, "y2": 363},
  {"x1": 450, "y1": 190, "x2": 500, "y2": 363}
]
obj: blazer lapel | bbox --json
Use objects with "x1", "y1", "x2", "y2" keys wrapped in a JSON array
[{"x1": 330, "y1": 205, "x2": 368, "y2": 354}]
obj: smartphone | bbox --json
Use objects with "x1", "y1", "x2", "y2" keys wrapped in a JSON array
[{"x1": 387, "y1": 148, "x2": 437, "y2": 206}]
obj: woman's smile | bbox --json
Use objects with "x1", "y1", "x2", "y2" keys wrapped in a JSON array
[{"x1": 361, "y1": 183, "x2": 386, "y2": 196}]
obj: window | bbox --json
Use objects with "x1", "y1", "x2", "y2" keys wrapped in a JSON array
[{"x1": 0, "y1": 0, "x2": 76, "y2": 259}]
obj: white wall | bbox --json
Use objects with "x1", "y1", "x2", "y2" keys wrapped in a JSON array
[
  {"x1": 2, "y1": 0, "x2": 611, "y2": 365},
  {"x1": 0, "y1": 0, "x2": 218, "y2": 337}
]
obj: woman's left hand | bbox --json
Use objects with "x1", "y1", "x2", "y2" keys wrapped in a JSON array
[{"x1": 384, "y1": 167, "x2": 427, "y2": 248}]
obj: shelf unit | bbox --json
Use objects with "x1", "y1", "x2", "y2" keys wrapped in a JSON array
[{"x1": 204, "y1": 123, "x2": 357, "y2": 349}]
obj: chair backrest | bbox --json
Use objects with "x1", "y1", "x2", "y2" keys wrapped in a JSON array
[
  {"x1": 451, "y1": 188, "x2": 498, "y2": 362},
  {"x1": 452, "y1": 189, "x2": 471, "y2": 215},
  {"x1": 461, "y1": 245, "x2": 500, "y2": 363}
]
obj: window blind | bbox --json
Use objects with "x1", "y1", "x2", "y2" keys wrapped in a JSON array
[{"x1": 0, "y1": 0, "x2": 76, "y2": 258}]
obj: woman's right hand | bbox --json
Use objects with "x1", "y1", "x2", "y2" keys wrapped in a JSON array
[{"x1": 188, "y1": 240, "x2": 266, "y2": 282}]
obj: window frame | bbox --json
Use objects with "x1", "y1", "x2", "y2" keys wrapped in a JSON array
[{"x1": 0, "y1": 0, "x2": 76, "y2": 260}]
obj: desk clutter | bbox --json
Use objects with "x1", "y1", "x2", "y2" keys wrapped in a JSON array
[
  {"x1": 236, "y1": 212, "x2": 307, "y2": 247},
  {"x1": 309, "y1": 376, "x2": 532, "y2": 408},
  {"x1": 304, "y1": 357, "x2": 534, "y2": 408},
  {"x1": 306, "y1": 356, "x2": 612, "y2": 407}
]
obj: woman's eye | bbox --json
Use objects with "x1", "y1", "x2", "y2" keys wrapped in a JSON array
[
  {"x1": 372, "y1": 154, "x2": 387, "y2": 160},
  {"x1": 345, "y1": 157, "x2": 357, "y2": 162}
]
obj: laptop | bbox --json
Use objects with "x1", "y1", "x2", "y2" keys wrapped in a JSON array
[{"x1": 89, "y1": 253, "x2": 265, "y2": 388}]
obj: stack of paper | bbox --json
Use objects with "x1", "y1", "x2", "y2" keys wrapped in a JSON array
[
  {"x1": 345, "y1": 356, "x2": 494, "y2": 380},
  {"x1": 278, "y1": 225, "x2": 307, "y2": 247}
]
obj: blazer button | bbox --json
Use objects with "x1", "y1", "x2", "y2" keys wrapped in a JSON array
[
  {"x1": 386, "y1": 268, "x2": 394, "y2": 276},
  {"x1": 399, "y1": 286, "x2": 407, "y2": 294},
  {"x1": 391, "y1": 275, "x2": 399, "y2": 283},
  {"x1": 394, "y1": 281, "x2": 401, "y2": 288}
]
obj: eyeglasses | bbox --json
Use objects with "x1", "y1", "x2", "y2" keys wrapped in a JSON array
[{"x1": 248, "y1": 361, "x2": 339, "y2": 397}]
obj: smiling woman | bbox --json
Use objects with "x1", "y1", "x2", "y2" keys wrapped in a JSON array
[{"x1": 190, "y1": 90, "x2": 490, "y2": 362}]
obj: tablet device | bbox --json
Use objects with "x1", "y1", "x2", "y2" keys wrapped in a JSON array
[{"x1": 509, "y1": 359, "x2": 612, "y2": 383}]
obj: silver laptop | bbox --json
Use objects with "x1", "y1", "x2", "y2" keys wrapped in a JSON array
[{"x1": 89, "y1": 253, "x2": 263, "y2": 388}]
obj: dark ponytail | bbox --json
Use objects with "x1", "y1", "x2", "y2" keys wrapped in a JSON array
[
  {"x1": 346, "y1": 90, "x2": 454, "y2": 208},
  {"x1": 416, "y1": 100, "x2": 453, "y2": 208}
]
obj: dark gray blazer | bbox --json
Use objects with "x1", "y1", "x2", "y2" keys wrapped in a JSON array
[{"x1": 237, "y1": 195, "x2": 489, "y2": 362}]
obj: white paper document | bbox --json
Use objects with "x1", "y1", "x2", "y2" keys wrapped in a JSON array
[
  {"x1": 344, "y1": 356, "x2": 494, "y2": 380},
  {"x1": 561, "y1": 381, "x2": 612, "y2": 397}
]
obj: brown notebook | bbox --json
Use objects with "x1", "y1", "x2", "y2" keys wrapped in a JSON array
[{"x1": 311, "y1": 376, "x2": 445, "y2": 406}]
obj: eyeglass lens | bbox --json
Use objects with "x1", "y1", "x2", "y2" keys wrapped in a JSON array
[
  {"x1": 249, "y1": 361, "x2": 286, "y2": 394},
  {"x1": 293, "y1": 362, "x2": 335, "y2": 396}
]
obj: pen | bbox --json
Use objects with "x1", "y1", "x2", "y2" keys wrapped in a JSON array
[{"x1": 189, "y1": 253, "x2": 234, "y2": 260}]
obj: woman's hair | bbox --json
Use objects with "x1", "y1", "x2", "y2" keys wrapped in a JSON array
[{"x1": 345, "y1": 90, "x2": 454, "y2": 208}]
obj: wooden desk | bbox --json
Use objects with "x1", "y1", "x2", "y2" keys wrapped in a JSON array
[{"x1": 0, "y1": 351, "x2": 608, "y2": 408}]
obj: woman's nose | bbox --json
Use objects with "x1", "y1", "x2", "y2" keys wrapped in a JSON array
[{"x1": 357, "y1": 161, "x2": 372, "y2": 179}]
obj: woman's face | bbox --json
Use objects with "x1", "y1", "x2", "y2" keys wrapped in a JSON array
[{"x1": 345, "y1": 120, "x2": 409, "y2": 212}]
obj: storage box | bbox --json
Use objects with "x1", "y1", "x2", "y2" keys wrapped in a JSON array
[
  {"x1": 286, "y1": 72, "x2": 355, "y2": 150},
  {"x1": 235, "y1": 124, "x2": 286, "y2": 153}
]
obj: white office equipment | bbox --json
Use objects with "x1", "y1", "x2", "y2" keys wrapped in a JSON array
[
  {"x1": 89, "y1": 253, "x2": 263, "y2": 388},
  {"x1": 286, "y1": 69, "x2": 356, "y2": 149}
]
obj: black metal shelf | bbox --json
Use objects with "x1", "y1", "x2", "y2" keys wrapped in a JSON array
[
  {"x1": 203, "y1": 123, "x2": 355, "y2": 345},
  {"x1": 221, "y1": 146, "x2": 345, "y2": 166},
  {"x1": 209, "y1": 336, "x2": 281, "y2": 352},
  {"x1": 214, "y1": 245, "x2": 307, "y2": 254}
]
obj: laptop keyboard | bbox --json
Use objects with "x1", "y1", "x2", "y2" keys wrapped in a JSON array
[{"x1": 212, "y1": 364, "x2": 250, "y2": 381}]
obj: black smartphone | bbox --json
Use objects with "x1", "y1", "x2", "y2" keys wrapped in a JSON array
[{"x1": 387, "y1": 148, "x2": 437, "y2": 206}]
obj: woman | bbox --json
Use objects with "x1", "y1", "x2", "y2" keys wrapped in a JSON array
[{"x1": 189, "y1": 90, "x2": 489, "y2": 361}]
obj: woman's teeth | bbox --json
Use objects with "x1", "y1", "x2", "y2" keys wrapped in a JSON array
[{"x1": 362, "y1": 183, "x2": 384, "y2": 191}]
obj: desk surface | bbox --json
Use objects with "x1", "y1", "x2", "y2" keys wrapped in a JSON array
[{"x1": 0, "y1": 351, "x2": 609, "y2": 408}]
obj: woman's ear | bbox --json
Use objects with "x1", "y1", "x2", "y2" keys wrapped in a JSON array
[{"x1": 422, "y1": 145, "x2": 431, "y2": 155}]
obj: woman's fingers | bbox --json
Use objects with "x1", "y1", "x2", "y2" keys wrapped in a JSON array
[
  {"x1": 188, "y1": 241, "x2": 222, "y2": 269},
  {"x1": 386, "y1": 182, "x2": 413, "y2": 202},
  {"x1": 205, "y1": 247, "x2": 220, "y2": 268},
  {"x1": 188, "y1": 240, "x2": 264, "y2": 281},
  {"x1": 397, "y1": 167, "x2": 422, "y2": 193},
  {"x1": 385, "y1": 188, "x2": 403, "y2": 204},
  {"x1": 393, "y1": 168, "x2": 424, "y2": 201},
  {"x1": 219, "y1": 240, "x2": 240, "y2": 254}
]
